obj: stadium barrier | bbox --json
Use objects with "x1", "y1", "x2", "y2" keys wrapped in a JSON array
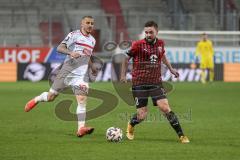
[
  {"x1": 0, "y1": 47, "x2": 239, "y2": 82},
  {"x1": 16, "y1": 62, "x2": 224, "y2": 82},
  {"x1": 0, "y1": 62, "x2": 238, "y2": 82},
  {"x1": 0, "y1": 62, "x2": 17, "y2": 82},
  {"x1": 17, "y1": 63, "x2": 53, "y2": 82},
  {"x1": 224, "y1": 63, "x2": 240, "y2": 82}
]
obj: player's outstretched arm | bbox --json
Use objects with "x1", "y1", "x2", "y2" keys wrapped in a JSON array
[
  {"x1": 57, "y1": 43, "x2": 80, "y2": 58},
  {"x1": 162, "y1": 54, "x2": 179, "y2": 78}
]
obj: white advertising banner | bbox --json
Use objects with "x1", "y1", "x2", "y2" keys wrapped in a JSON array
[{"x1": 166, "y1": 47, "x2": 240, "y2": 63}]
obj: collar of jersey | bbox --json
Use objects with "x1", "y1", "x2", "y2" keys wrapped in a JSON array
[{"x1": 80, "y1": 29, "x2": 90, "y2": 37}]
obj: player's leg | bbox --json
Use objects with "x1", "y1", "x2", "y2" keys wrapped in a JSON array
[
  {"x1": 73, "y1": 84, "x2": 94, "y2": 137},
  {"x1": 208, "y1": 59, "x2": 214, "y2": 82},
  {"x1": 209, "y1": 68, "x2": 214, "y2": 82},
  {"x1": 156, "y1": 99, "x2": 183, "y2": 136},
  {"x1": 156, "y1": 99, "x2": 189, "y2": 143},
  {"x1": 24, "y1": 72, "x2": 66, "y2": 112},
  {"x1": 200, "y1": 62, "x2": 207, "y2": 83},
  {"x1": 76, "y1": 95, "x2": 87, "y2": 131},
  {"x1": 127, "y1": 106, "x2": 148, "y2": 140},
  {"x1": 126, "y1": 85, "x2": 149, "y2": 140},
  {"x1": 24, "y1": 89, "x2": 58, "y2": 112},
  {"x1": 150, "y1": 84, "x2": 189, "y2": 143},
  {"x1": 129, "y1": 106, "x2": 148, "y2": 127}
]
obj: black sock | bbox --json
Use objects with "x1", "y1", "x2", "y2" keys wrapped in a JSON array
[
  {"x1": 165, "y1": 111, "x2": 184, "y2": 137},
  {"x1": 129, "y1": 113, "x2": 141, "y2": 127}
]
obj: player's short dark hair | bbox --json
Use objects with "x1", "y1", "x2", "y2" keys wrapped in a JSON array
[
  {"x1": 82, "y1": 16, "x2": 94, "y2": 20},
  {"x1": 144, "y1": 21, "x2": 158, "y2": 30}
]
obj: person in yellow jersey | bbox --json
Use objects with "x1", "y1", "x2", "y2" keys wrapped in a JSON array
[{"x1": 195, "y1": 33, "x2": 214, "y2": 83}]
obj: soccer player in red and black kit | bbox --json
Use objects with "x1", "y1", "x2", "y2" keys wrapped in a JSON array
[{"x1": 121, "y1": 21, "x2": 190, "y2": 143}]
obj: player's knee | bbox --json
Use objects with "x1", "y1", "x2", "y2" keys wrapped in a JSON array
[
  {"x1": 157, "y1": 100, "x2": 170, "y2": 113},
  {"x1": 160, "y1": 103, "x2": 170, "y2": 113},
  {"x1": 47, "y1": 93, "x2": 57, "y2": 101},
  {"x1": 76, "y1": 95, "x2": 87, "y2": 104},
  {"x1": 161, "y1": 106, "x2": 170, "y2": 113}
]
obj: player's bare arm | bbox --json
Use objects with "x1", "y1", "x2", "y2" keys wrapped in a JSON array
[
  {"x1": 57, "y1": 43, "x2": 80, "y2": 58},
  {"x1": 120, "y1": 56, "x2": 128, "y2": 83},
  {"x1": 162, "y1": 54, "x2": 179, "y2": 78}
]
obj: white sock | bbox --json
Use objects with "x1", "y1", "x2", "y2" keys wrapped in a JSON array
[
  {"x1": 34, "y1": 92, "x2": 48, "y2": 102},
  {"x1": 77, "y1": 102, "x2": 86, "y2": 130}
]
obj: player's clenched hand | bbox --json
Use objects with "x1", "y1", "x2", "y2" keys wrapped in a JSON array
[
  {"x1": 120, "y1": 77, "x2": 127, "y2": 83},
  {"x1": 70, "y1": 52, "x2": 81, "y2": 58},
  {"x1": 170, "y1": 68, "x2": 179, "y2": 78},
  {"x1": 91, "y1": 68, "x2": 98, "y2": 76}
]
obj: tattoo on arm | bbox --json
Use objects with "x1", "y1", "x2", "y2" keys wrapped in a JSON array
[
  {"x1": 57, "y1": 43, "x2": 71, "y2": 55},
  {"x1": 162, "y1": 55, "x2": 173, "y2": 70}
]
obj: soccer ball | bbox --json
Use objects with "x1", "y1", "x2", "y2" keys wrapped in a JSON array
[{"x1": 106, "y1": 127, "x2": 123, "y2": 142}]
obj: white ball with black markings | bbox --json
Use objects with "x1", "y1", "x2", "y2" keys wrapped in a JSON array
[{"x1": 106, "y1": 127, "x2": 123, "y2": 142}]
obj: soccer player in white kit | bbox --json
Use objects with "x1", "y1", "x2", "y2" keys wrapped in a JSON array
[{"x1": 24, "y1": 16, "x2": 97, "y2": 137}]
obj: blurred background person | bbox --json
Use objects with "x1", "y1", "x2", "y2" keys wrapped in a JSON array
[{"x1": 195, "y1": 33, "x2": 215, "y2": 83}]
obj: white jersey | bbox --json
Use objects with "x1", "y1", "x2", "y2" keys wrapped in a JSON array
[
  {"x1": 60, "y1": 30, "x2": 96, "y2": 86},
  {"x1": 62, "y1": 30, "x2": 96, "y2": 59}
]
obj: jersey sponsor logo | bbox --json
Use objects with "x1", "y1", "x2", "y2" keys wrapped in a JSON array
[
  {"x1": 150, "y1": 54, "x2": 158, "y2": 64},
  {"x1": 143, "y1": 48, "x2": 149, "y2": 53}
]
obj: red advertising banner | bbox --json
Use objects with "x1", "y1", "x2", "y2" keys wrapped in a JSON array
[{"x1": 0, "y1": 47, "x2": 52, "y2": 63}]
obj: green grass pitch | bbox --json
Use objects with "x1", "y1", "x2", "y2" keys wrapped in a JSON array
[{"x1": 0, "y1": 81, "x2": 240, "y2": 160}]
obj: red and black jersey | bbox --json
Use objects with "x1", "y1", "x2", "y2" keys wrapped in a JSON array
[{"x1": 126, "y1": 38, "x2": 165, "y2": 86}]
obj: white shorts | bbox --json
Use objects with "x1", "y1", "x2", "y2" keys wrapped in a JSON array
[{"x1": 50, "y1": 58, "x2": 90, "y2": 96}]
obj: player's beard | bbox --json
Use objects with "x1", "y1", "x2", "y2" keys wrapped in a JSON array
[
  {"x1": 82, "y1": 27, "x2": 92, "y2": 35},
  {"x1": 86, "y1": 27, "x2": 93, "y2": 34},
  {"x1": 146, "y1": 37, "x2": 156, "y2": 44}
]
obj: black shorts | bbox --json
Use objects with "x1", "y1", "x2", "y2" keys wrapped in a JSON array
[{"x1": 132, "y1": 84, "x2": 167, "y2": 108}]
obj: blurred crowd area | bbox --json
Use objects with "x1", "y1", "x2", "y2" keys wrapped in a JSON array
[{"x1": 0, "y1": 0, "x2": 240, "y2": 50}]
